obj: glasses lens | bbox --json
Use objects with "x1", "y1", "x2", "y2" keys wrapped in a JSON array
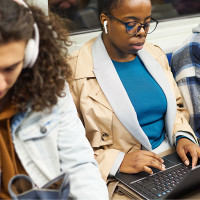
[
  {"x1": 147, "y1": 18, "x2": 158, "y2": 34},
  {"x1": 126, "y1": 18, "x2": 158, "y2": 35},
  {"x1": 126, "y1": 22, "x2": 138, "y2": 35}
]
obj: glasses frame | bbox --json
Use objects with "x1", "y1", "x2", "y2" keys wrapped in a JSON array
[{"x1": 106, "y1": 13, "x2": 159, "y2": 36}]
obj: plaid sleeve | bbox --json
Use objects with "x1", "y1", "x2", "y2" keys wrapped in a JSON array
[{"x1": 171, "y1": 33, "x2": 200, "y2": 138}]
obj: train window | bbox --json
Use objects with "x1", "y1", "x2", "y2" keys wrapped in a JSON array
[
  {"x1": 48, "y1": 0, "x2": 99, "y2": 33},
  {"x1": 48, "y1": 0, "x2": 200, "y2": 34}
]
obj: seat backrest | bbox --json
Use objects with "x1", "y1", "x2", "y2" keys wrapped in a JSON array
[{"x1": 166, "y1": 53, "x2": 172, "y2": 65}]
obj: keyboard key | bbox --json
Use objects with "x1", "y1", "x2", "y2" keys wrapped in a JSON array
[{"x1": 130, "y1": 163, "x2": 190, "y2": 199}]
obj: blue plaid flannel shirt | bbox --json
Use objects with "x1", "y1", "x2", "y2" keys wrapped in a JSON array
[{"x1": 171, "y1": 27, "x2": 200, "y2": 139}]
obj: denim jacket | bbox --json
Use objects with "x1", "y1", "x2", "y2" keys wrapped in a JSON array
[{"x1": 10, "y1": 85, "x2": 108, "y2": 200}]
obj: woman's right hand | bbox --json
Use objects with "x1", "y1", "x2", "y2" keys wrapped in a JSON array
[{"x1": 119, "y1": 150, "x2": 166, "y2": 174}]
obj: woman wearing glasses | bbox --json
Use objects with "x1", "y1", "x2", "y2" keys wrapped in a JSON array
[{"x1": 68, "y1": 0, "x2": 200, "y2": 198}]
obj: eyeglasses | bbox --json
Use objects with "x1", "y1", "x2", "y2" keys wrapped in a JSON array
[{"x1": 106, "y1": 13, "x2": 158, "y2": 36}]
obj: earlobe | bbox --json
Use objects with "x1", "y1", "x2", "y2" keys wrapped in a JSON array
[{"x1": 104, "y1": 21, "x2": 108, "y2": 34}]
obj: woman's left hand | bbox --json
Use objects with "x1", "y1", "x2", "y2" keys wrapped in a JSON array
[{"x1": 176, "y1": 137, "x2": 200, "y2": 168}]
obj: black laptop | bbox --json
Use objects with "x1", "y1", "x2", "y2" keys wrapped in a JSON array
[{"x1": 115, "y1": 152, "x2": 200, "y2": 199}]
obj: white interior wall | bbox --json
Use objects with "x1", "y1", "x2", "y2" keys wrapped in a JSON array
[
  {"x1": 26, "y1": 0, "x2": 48, "y2": 15},
  {"x1": 69, "y1": 16, "x2": 200, "y2": 54}
]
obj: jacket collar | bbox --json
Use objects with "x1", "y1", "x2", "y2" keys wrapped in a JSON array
[
  {"x1": 137, "y1": 48, "x2": 177, "y2": 145},
  {"x1": 75, "y1": 34, "x2": 177, "y2": 149},
  {"x1": 92, "y1": 35, "x2": 152, "y2": 150},
  {"x1": 11, "y1": 106, "x2": 31, "y2": 134}
]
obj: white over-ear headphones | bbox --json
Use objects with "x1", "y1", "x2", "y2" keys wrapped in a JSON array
[
  {"x1": 14, "y1": 0, "x2": 40, "y2": 68},
  {"x1": 104, "y1": 20, "x2": 108, "y2": 34}
]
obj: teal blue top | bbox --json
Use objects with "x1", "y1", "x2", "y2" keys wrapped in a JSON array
[{"x1": 112, "y1": 56, "x2": 167, "y2": 149}]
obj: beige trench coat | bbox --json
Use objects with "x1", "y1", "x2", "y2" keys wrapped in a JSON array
[{"x1": 68, "y1": 36, "x2": 197, "y2": 198}]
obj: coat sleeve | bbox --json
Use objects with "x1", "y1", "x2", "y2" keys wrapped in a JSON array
[{"x1": 57, "y1": 84, "x2": 109, "y2": 199}]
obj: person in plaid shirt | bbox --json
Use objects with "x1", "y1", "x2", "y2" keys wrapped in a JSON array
[{"x1": 171, "y1": 24, "x2": 200, "y2": 140}]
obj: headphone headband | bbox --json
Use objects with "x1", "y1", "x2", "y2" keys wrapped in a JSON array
[
  {"x1": 14, "y1": 0, "x2": 28, "y2": 7},
  {"x1": 13, "y1": 0, "x2": 40, "y2": 68}
]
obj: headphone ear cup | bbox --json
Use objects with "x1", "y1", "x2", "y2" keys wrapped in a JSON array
[
  {"x1": 23, "y1": 38, "x2": 39, "y2": 68},
  {"x1": 13, "y1": 0, "x2": 40, "y2": 69},
  {"x1": 104, "y1": 21, "x2": 108, "y2": 34}
]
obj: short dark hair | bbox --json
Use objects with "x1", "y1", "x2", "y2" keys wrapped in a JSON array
[
  {"x1": 0, "y1": 0, "x2": 71, "y2": 112},
  {"x1": 97, "y1": 0, "x2": 122, "y2": 17}
]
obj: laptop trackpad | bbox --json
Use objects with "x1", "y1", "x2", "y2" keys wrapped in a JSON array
[
  {"x1": 151, "y1": 152, "x2": 182, "y2": 173},
  {"x1": 163, "y1": 152, "x2": 182, "y2": 165}
]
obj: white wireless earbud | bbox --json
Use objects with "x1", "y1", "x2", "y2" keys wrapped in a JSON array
[{"x1": 104, "y1": 21, "x2": 108, "y2": 34}]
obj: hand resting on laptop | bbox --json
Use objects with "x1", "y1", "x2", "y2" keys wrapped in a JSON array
[
  {"x1": 176, "y1": 138, "x2": 200, "y2": 168},
  {"x1": 120, "y1": 138, "x2": 200, "y2": 175},
  {"x1": 120, "y1": 150, "x2": 166, "y2": 175},
  {"x1": 115, "y1": 152, "x2": 200, "y2": 200}
]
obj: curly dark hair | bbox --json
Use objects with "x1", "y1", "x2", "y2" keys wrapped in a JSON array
[{"x1": 0, "y1": 0, "x2": 71, "y2": 112}]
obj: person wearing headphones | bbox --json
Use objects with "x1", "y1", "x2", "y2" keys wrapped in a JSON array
[
  {"x1": 68, "y1": 0, "x2": 200, "y2": 198},
  {"x1": 0, "y1": 0, "x2": 108, "y2": 199}
]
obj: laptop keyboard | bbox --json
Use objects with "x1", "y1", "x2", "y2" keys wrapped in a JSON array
[{"x1": 130, "y1": 163, "x2": 190, "y2": 199}]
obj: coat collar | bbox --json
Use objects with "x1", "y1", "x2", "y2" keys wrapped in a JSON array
[
  {"x1": 75, "y1": 34, "x2": 177, "y2": 149},
  {"x1": 92, "y1": 35, "x2": 152, "y2": 150},
  {"x1": 137, "y1": 47, "x2": 177, "y2": 145}
]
